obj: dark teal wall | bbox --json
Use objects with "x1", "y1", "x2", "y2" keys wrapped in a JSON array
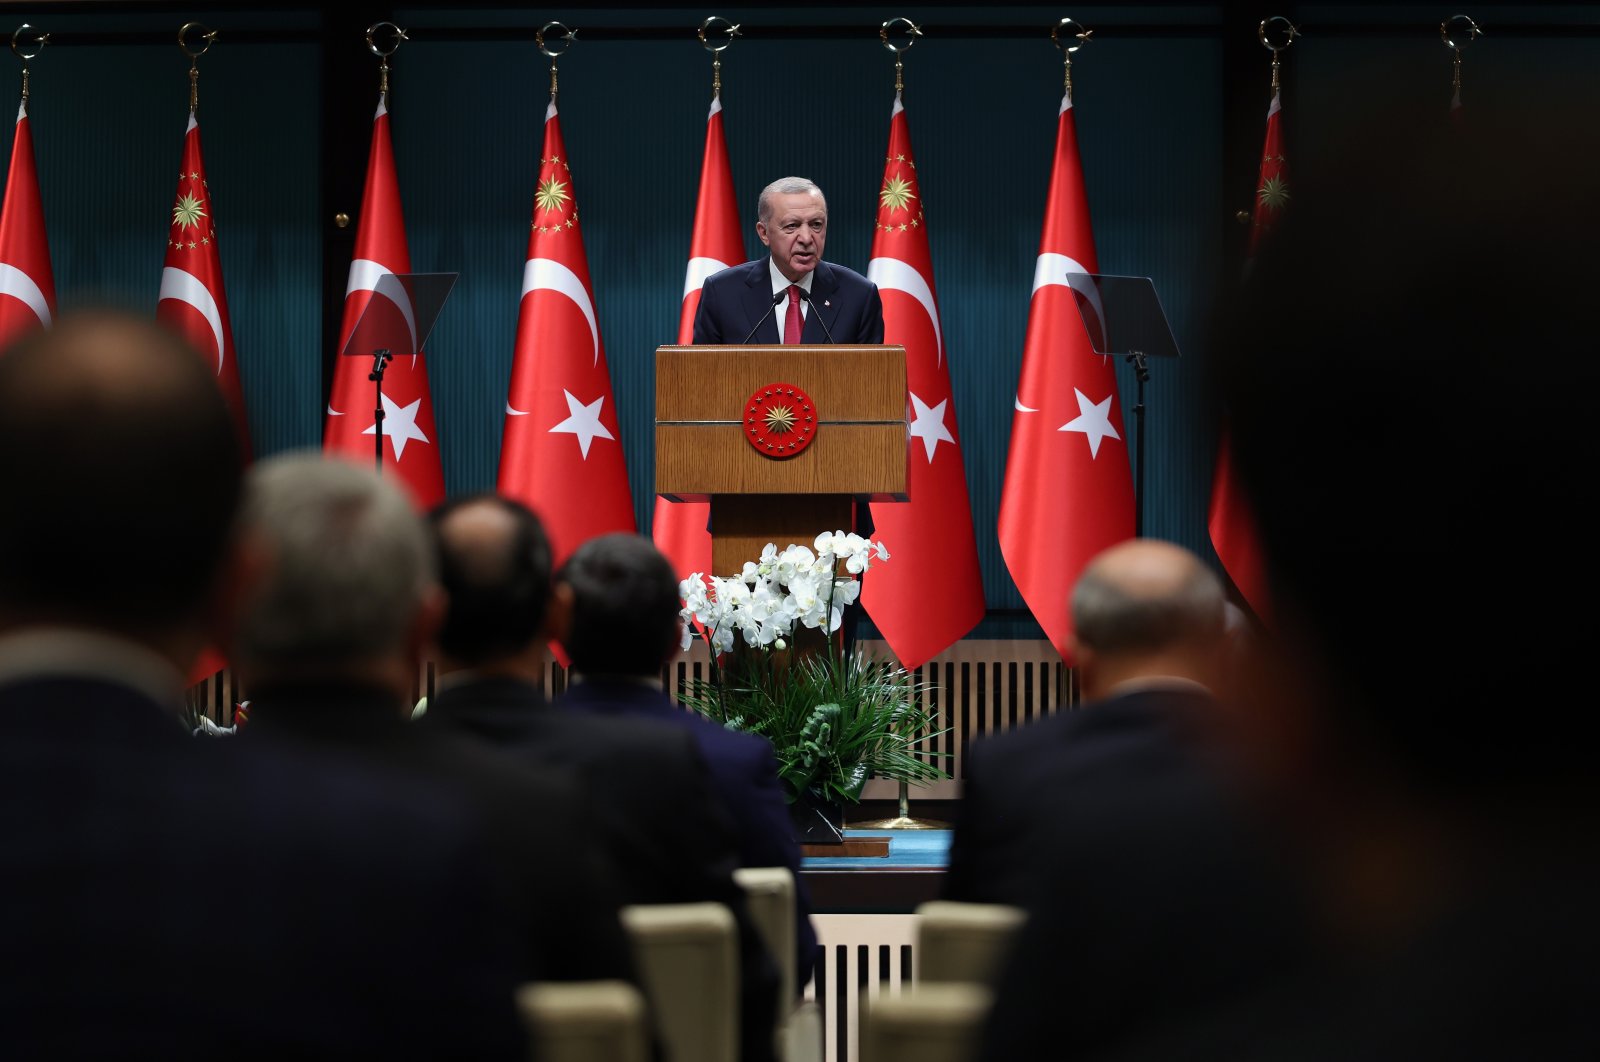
[{"x1": 3, "y1": 4, "x2": 1580, "y2": 637}]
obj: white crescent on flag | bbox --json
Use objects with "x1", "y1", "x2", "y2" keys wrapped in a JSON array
[
  {"x1": 1032, "y1": 251, "x2": 1104, "y2": 334},
  {"x1": 522, "y1": 257, "x2": 600, "y2": 367},
  {"x1": 506, "y1": 401, "x2": 528, "y2": 417},
  {"x1": 1015, "y1": 252, "x2": 1105, "y2": 416},
  {"x1": 867, "y1": 256, "x2": 943, "y2": 368},
  {"x1": 682, "y1": 256, "x2": 731, "y2": 301},
  {"x1": 0, "y1": 263, "x2": 51, "y2": 329},
  {"x1": 158, "y1": 266, "x2": 226, "y2": 374},
  {"x1": 345, "y1": 258, "x2": 419, "y2": 354}
]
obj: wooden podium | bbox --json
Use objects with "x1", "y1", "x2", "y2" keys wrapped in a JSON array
[{"x1": 656, "y1": 344, "x2": 907, "y2": 576}]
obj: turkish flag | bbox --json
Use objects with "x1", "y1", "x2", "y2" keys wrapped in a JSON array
[
  {"x1": 158, "y1": 109, "x2": 252, "y2": 687},
  {"x1": 861, "y1": 96, "x2": 986, "y2": 670},
  {"x1": 323, "y1": 94, "x2": 445, "y2": 508},
  {"x1": 158, "y1": 111, "x2": 251, "y2": 459},
  {"x1": 0, "y1": 96, "x2": 55, "y2": 350},
  {"x1": 1207, "y1": 92, "x2": 1285, "y2": 619},
  {"x1": 650, "y1": 93, "x2": 744, "y2": 583},
  {"x1": 498, "y1": 100, "x2": 634, "y2": 569},
  {"x1": 998, "y1": 91, "x2": 1135, "y2": 663}
]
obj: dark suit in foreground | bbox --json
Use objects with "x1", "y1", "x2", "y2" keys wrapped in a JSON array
[
  {"x1": 556, "y1": 677, "x2": 819, "y2": 990},
  {"x1": 0, "y1": 672, "x2": 525, "y2": 1061},
  {"x1": 691, "y1": 258, "x2": 884, "y2": 346},
  {"x1": 424, "y1": 674, "x2": 780, "y2": 1062},
  {"x1": 947, "y1": 688, "x2": 1308, "y2": 1062},
  {"x1": 243, "y1": 679, "x2": 636, "y2": 987}
]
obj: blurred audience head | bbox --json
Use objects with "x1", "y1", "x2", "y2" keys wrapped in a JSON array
[
  {"x1": 427, "y1": 494, "x2": 557, "y2": 671},
  {"x1": 1215, "y1": 91, "x2": 1598, "y2": 821},
  {"x1": 1069, "y1": 538, "x2": 1226, "y2": 701},
  {"x1": 0, "y1": 309, "x2": 242, "y2": 663},
  {"x1": 558, "y1": 533, "x2": 681, "y2": 678},
  {"x1": 233, "y1": 454, "x2": 438, "y2": 693}
]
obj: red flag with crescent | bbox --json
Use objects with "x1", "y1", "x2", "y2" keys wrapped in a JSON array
[
  {"x1": 323, "y1": 94, "x2": 446, "y2": 507},
  {"x1": 998, "y1": 90, "x2": 1135, "y2": 663},
  {"x1": 0, "y1": 96, "x2": 55, "y2": 350},
  {"x1": 498, "y1": 100, "x2": 634, "y2": 569},
  {"x1": 861, "y1": 95, "x2": 986, "y2": 669},
  {"x1": 651, "y1": 92, "x2": 744, "y2": 584},
  {"x1": 158, "y1": 111, "x2": 251, "y2": 459},
  {"x1": 1208, "y1": 91, "x2": 1286, "y2": 619}
]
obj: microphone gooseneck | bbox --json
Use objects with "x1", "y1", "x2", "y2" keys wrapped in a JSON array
[
  {"x1": 741, "y1": 290, "x2": 787, "y2": 344},
  {"x1": 797, "y1": 288, "x2": 836, "y2": 344}
]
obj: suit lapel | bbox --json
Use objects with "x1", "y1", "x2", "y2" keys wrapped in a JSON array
[
  {"x1": 803, "y1": 261, "x2": 844, "y2": 344},
  {"x1": 742, "y1": 259, "x2": 781, "y2": 344}
]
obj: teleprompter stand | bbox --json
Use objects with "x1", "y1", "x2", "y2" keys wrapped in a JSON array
[
  {"x1": 1065, "y1": 273, "x2": 1182, "y2": 535},
  {"x1": 339, "y1": 272, "x2": 458, "y2": 476}
]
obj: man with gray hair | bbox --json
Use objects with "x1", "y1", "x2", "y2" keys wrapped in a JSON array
[
  {"x1": 692, "y1": 176, "x2": 883, "y2": 345},
  {"x1": 0, "y1": 313, "x2": 525, "y2": 1057},
  {"x1": 233, "y1": 454, "x2": 636, "y2": 991},
  {"x1": 945, "y1": 539, "x2": 1306, "y2": 1060}
]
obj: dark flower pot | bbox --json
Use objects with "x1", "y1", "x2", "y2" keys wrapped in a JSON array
[{"x1": 789, "y1": 788, "x2": 846, "y2": 845}]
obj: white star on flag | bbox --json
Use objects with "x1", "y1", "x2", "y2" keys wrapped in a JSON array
[
  {"x1": 1059, "y1": 388, "x2": 1121, "y2": 458},
  {"x1": 908, "y1": 391, "x2": 956, "y2": 462},
  {"x1": 549, "y1": 389, "x2": 615, "y2": 458},
  {"x1": 362, "y1": 393, "x2": 431, "y2": 462}
]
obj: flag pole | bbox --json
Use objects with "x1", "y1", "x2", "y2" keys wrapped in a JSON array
[
  {"x1": 11, "y1": 23, "x2": 47, "y2": 103},
  {"x1": 177, "y1": 22, "x2": 215, "y2": 115},
  {"x1": 1440, "y1": 14, "x2": 1482, "y2": 116},
  {"x1": 363, "y1": 21, "x2": 406, "y2": 477},
  {"x1": 855, "y1": 16, "x2": 951, "y2": 834},
  {"x1": 877, "y1": 16, "x2": 922, "y2": 99},
  {"x1": 697, "y1": 15, "x2": 740, "y2": 99},
  {"x1": 535, "y1": 21, "x2": 576, "y2": 103},
  {"x1": 1050, "y1": 16, "x2": 1093, "y2": 103}
]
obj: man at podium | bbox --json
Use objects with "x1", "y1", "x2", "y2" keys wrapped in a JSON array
[{"x1": 692, "y1": 177, "x2": 884, "y2": 346}]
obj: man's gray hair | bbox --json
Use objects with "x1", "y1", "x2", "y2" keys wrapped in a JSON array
[
  {"x1": 758, "y1": 176, "x2": 826, "y2": 224},
  {"x1": 235, "y1": 453, "x2": 435, "y2": 672},
  {"x1": 1071, "y1": 553, "x2": 1225, "y2": 655}
]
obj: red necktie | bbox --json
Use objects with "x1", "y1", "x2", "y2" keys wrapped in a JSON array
[{"x1": 783, "y1": 284, "x2": 803, "y2": 344}]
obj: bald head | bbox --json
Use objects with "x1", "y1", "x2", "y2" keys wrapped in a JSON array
[
  {"x1": 0, "y1": 310, "x2": 241, "y2": 633},
  {"x1": 1070, "y1": 540, "x2": 1225, "y2": 698},
  {"x1": 428, "y1": 494, "x2": 554, "y2": 667}
]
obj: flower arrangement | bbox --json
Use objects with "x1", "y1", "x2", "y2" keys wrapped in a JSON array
[
  {"x1": 678, "y1": 531, "x2": 888, "y2": 655},
  {"x1": 678, "y1": 532, "x2": 948, "y2": 811}
]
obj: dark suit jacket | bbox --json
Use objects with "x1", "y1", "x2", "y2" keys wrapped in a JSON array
[
  {"x1": 556, "y1": 677, "x2": 819, "y2": 990},
  {"x1": 691, "y1": 258, "x2": 884, "y2": 346},
  {"x1": 243, "y1": 680, "x2": 637, "y2": 988},
  {"x1": 0, "y1": 674, "x2": 525, "y2": 1060},
  {"x1": 945, "y1": 688, "x2": 1311, "y2": 1062},
  {"x1": 423, "y1": 674, "x2": 780, "y2": 1062}
]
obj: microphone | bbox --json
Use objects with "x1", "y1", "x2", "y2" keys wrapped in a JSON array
[
  {"x1": 797, "y1": 287, "x2": 837, "y2": 344},
  {"x1": 741, "y1": 290, "x2": 787, "y2": 344}
]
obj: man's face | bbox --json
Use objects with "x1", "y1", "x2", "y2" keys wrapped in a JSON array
[{"x1": 757, "y1": 191, "x2": 827, "y2": 282}]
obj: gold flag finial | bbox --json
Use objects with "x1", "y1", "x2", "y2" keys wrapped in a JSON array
[
  {"x1": 1440, "y1": 15, "x2": 1482, "y2": 103},
  {"x1": 698, "y1": 16, "x2": 740, "y2": 98},
  {"x1": 1051, "y1": 18, "x2": 1092, "y2": 101},
  {"x1": 11, "y1": 24, "x2": 48, "y2": 102},
  {"x1": 1258, "y1": 16, "x2": 1300, "y2": 94},
  {"x1": 536, "y1": 22, "x2": 576, "y2": 102},
  {"x1": 366, "y1": 21, "x2": 407, "y2": 99},
  {"x1": 178, "y1": 23, "x2": 216, "y2": 114},
  {"x1": 879, "y1": 17, "x2": 922, "y2": 97}
]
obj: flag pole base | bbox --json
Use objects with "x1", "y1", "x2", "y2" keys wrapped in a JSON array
[{"x1": 851, "y1": 780, "x2": 949, "y2": 830}]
